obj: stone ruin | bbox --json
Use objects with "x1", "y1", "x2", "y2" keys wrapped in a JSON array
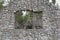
[
  {"x1": 0, "y1": 0, "x2": 60, "y2": 40},
  {"x1": 0, "y1": 0, "x2": 57, "y2": 29}
]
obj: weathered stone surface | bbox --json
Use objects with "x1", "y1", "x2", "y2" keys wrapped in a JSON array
[
  {"x1": 0, "y1": 0, "x2": 59, "y2": 40},
  {"x1": 0, "y1": 29, "x2": 54, "y2": 40}
]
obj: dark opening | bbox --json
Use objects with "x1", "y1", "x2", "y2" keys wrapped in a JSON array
[
  {"x1": 14, "y1": 10, "x2": 43, "y2": 29},
  {"x1": 26, "y1": 25, "x2": 33, "y2": 29}
]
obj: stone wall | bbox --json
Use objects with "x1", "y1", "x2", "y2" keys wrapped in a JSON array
[
  {"x1": 0, "y1": 0, "x2": 58, "y2": 40},
  {"x1": 55, "y1": 9, "x2": 60, "y2": 40},
  {"x1": 0, "y1": 0, "x2": 46, "y2": 29},
  {"x1": 0, "y1": 0, "x2": 57, "y2": 29},
  {"x1": 0, "y1": 29, "x2": 54, "y2": 40}
]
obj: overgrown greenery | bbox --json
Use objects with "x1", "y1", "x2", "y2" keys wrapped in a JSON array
[
  {"x1": 15, "y1": 11, "x2": 33, "y2": 23},
  {"x1": 15, "y1": 11, "x2": 43, "y2": 29},
  {"x1": 0, "y1": 0, "x2": 4, "y2": 9},
  {"x1": 15, "y1": 11, "x2": 43, "y2": 24}
]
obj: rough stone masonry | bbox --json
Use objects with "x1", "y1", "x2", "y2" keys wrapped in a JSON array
[{"x1": 0, "y1": 0, "x2": 59, "y2": 40}]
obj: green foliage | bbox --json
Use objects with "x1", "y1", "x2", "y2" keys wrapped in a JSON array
[
  {"x1": 0, "y1": 0, "x2": 3, "y2": 9},
  {"x1": 27, "y1": 12, "x2": 33, "y2": 22},
  {"x1": 15, "y1": 15, "x2": 23, "y2": 23},
  {"x1": 15, "y1": 11, "x2": 43, "y2": 23},
  {"x1": 15, "y1": 11, "x2": 33, "y2": 23}
]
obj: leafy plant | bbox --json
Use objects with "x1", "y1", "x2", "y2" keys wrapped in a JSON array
[
  {"x1": 15, "y1": 11, "x2": 33, "y2": 23},
  {"x1": 15, "y1": 15, "x2": 24, "y2": 23}
]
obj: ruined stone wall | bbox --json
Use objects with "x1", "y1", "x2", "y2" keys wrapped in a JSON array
[
  {"x1": 55, "y1": 9, "x2": 60, "y2": 40},
  {"x1": 0, "y1": 0, "x2": 46, "y2": 29},
  {"x1": 0, "y1": 29, "x2": 54, "y2": 40},
  {"x1": 0, "y1": 0, "x2": 58, "y2": 40},
  {"x1": 0, "y1": 0, "x2": 57, "y2": 29}
]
